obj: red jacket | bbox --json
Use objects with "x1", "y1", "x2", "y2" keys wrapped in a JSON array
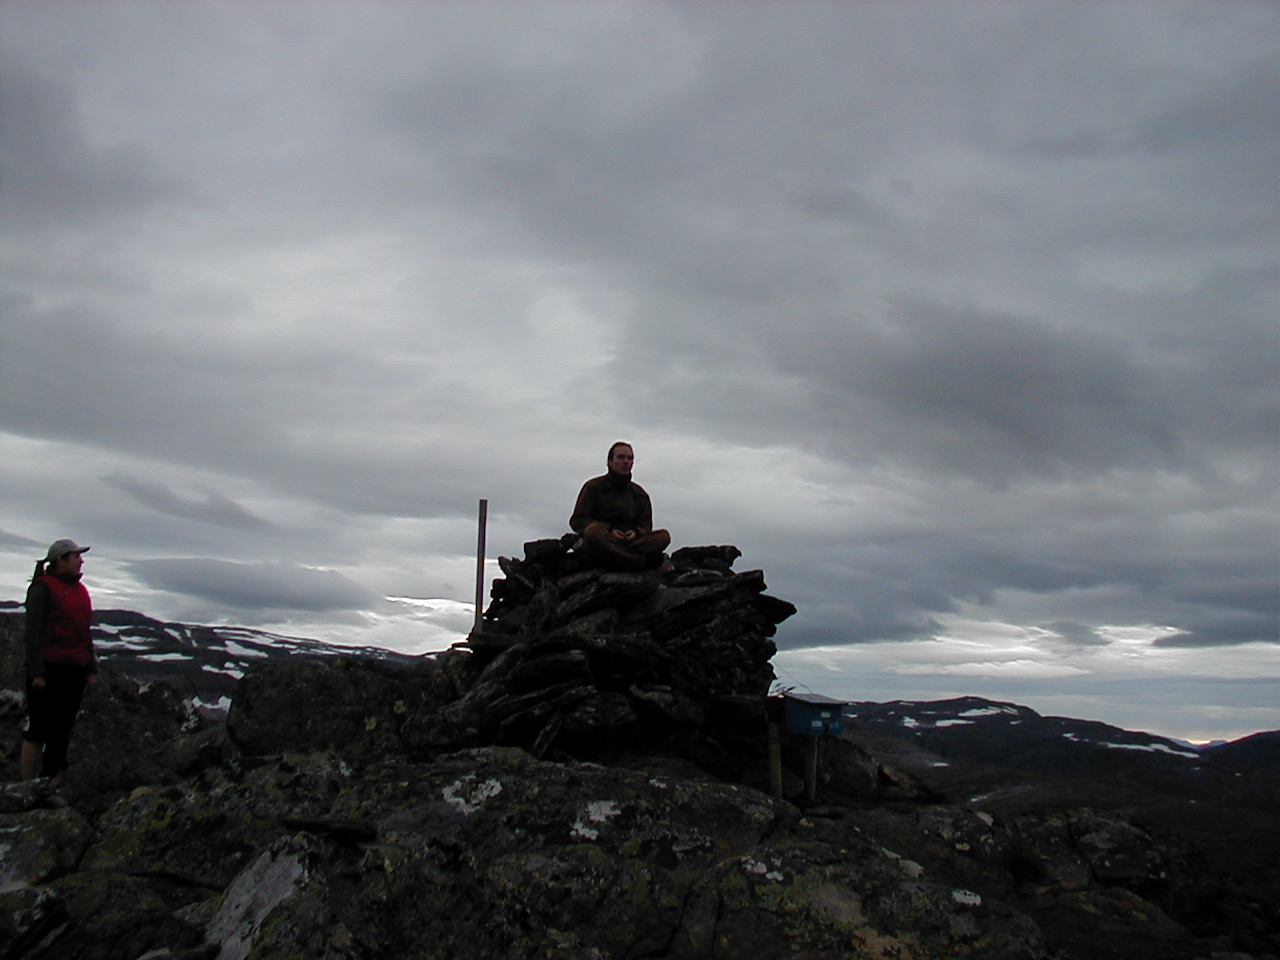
[{"x1": 34, "y1": 574, "x2": 95, "y2": 667}]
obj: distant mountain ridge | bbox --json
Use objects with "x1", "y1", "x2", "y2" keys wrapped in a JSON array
[
  {"x1": 3, "y1": 603, "x2": 1275, "y2": 799},
  {"x1": 843, "y1": 695, "x2": 1280, "y2": 811},
  {"x1": 0, "y1": 604, "x2": 421, "y2": 714}
]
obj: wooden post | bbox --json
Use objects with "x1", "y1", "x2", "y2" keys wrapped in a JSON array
[
  {"x1": 768, "y1": 720, "x2": 783, "y2": 799},
  {"x1": 805, "y1": 737, "x2": 819, "y2": 802},
  {"x1": 473, "y1": 498, "x2": 488, "y2": 633}
]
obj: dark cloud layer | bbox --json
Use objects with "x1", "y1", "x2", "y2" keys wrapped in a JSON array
[
  {"x1": 0, "y1": 56, "x2": 186, "y2": 230},
  {"x1": 0, "y1": 530, "x2": 45, "y2": 551},
  {"x1": 103, "y1": 475, "x2": 269, "y2": 530},
  {"x1": 128, "y1": 559, "x2": 380, "y2": 613}
]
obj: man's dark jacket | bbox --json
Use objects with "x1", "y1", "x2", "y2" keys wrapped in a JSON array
[{"x1": 570, "y1": 473, "x2": 655, "y2": 534}]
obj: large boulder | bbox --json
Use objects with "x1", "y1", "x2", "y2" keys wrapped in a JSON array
[
  {"x1": 187, "y1": 746, "x2": 1051, "y2": 960},
  {"x1": 6, "y1": 736, "x2": 1270, "y2": 960},
  {"x1": 225, "y1": 654, "x2": 465, "y2": 758}
]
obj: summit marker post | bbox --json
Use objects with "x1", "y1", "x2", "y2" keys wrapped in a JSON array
[{"x1": 473, "y1": 498, "x2": 488, "y2": 633}]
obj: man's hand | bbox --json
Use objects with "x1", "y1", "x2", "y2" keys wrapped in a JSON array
[
  {"x1": 609, "y1": 528, "x2": 636, "y2": 542},
  {"x1": 32, "y1": 676, "x2": 46, "y2": 689}
]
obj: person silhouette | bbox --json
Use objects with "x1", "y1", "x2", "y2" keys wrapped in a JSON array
[{"x1": 569, "y1": 442, "x2": 671, "y2": 571}]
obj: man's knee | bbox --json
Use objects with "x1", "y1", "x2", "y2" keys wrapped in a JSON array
[
  {"x1": 647, "y1": 528, "x2": 672, "y2": 551},
  {"x1": 578, "y1": 522, "x2": 611, "y2": 545}
]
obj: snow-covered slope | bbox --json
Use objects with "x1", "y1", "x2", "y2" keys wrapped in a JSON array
[{"x1": 32, "y1": 607, "x2": 424, "y2": 715}]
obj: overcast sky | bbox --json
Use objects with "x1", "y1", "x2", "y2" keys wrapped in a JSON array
[{"x1": 2, "y1": 2, "x2": 1276, "y2": 742}]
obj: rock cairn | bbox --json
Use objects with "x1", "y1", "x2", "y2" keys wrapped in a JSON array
[{"x1": 449, "y1": 538, "x2": 796, "y2": 770}]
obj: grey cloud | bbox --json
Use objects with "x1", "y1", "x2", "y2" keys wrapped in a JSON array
[
  {"x1": 1042, "y1": 622, "x2": 1107, "y2": 647},
  {"x1": 102, "y1": 475, "x2": 270, "y2": 530},
  {"x1": 1153, "y1": 609, "x2": 1277, "y2": 648},
  {"x1": 766, "y1": 498, "x2": 1277, "y2": 654},
  {"x1": 768, "y1": 270, "x2": 1274, "y2": 482},
  {"x1": 1019, "y1": 57, "x2": 1280, "y2": 162},
  {"x1": 1138, "y1": 59, "x2": 1280, "y2": 156},
  {"x1": 866, "y1": 302, "x2": 1170, "y2": 472},
  {"x1": 0, "y1": 57, "x2": 186, "y2": 230},
  {"x1": 0, "y1": 529, "x2": 44, "y2": 551},
  {"x1": 128, "y1": 559, "x2": 380, "y2": 613},
  {"x1": 782, "y1": 183, "x2": 891, "y2": 228},
  {"x1": 352, "y1": 9, "x2": 1275, "y2": 490},
  {"x1": 1, "y1": 296, "x2": 269, "y2": 466},
  {"x1": 759, "y1": 299, "x2": 1174, "y2": 478},
  {"x1": 0, "y1": 294, "x2": 483, "y2": 522},
  {"x1": 1150, "y1": 267, "x2": 1278, "y2": 455}
]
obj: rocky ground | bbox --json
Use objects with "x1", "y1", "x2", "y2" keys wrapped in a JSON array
[{"x1": 2, "y1": 540, "x2": 1277, "y2": 959}]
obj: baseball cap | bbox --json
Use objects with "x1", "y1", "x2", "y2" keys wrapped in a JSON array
[{"x1": 45, "y1": 539, "x2": 90, "y2": 562}]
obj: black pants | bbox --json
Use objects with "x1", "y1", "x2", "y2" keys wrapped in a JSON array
[{"x1": 24, "y1": 663, "x2": 90, "y2": 778}]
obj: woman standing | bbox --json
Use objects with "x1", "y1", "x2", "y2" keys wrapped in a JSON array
[{"x1": 21, "y1": 539, "x2": 97, "y2": 785}]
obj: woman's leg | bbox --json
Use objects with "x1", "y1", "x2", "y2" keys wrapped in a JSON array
[{"x1": 35, "y1": 664, "x2": 88, "y2": 780}]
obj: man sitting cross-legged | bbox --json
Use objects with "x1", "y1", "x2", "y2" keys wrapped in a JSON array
[{"x1": 569, "y1": 442, "x2": 671, "y2": 571}]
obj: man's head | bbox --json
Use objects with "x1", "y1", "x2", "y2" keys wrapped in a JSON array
[{"x1": 607, "y1": 442, "x2": 634, "y2": 478}]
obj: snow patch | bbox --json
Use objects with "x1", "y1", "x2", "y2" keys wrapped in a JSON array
[
  {"x1": 1100, "y1": 740, "x2": 1202, "y2": 759},
  {"x1": 1062, "y1": 732, "x2": 1201, "y2": 759},
  {"x1": 192, "y1": 695, "x2": 232, "y2": 713},
  {"x1": 201, "y1": 664, "x2": 245, "y2": 678},
  {"x1": 95, "y1": 639, "x2": 152, "y2": 651},
  {"x1": 957, "y1": 706, "x2": 1019, "y2": 718}
]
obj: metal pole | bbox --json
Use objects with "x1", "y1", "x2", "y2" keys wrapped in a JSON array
[
  {"x1": 768, "y1": 720, "x2": 783, "y2": 799},
  {"x1": 473, "y1": 498, "x2": 488, "y2": 633}
]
